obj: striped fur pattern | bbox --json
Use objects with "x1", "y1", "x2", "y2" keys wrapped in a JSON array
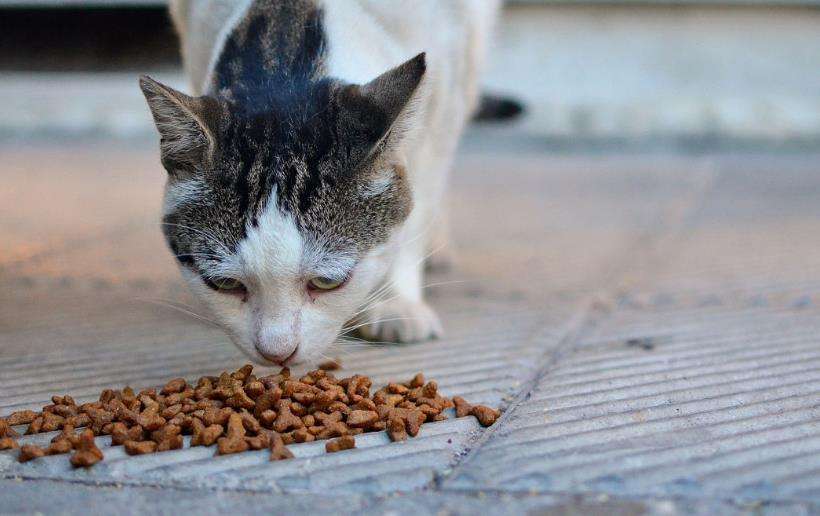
[{"x1": 143, "y1": 0, "x2": 499, "y2": 364}]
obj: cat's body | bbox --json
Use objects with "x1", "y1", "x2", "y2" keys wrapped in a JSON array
[{"x1": 142, "y1": 0, "x2": 500, "y2": 365}]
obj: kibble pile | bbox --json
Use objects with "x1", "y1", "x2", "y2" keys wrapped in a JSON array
[{"x1": 0, "y1": 364, "x2": 500, "y2": 467}]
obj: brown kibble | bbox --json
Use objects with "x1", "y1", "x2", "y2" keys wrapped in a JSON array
[
  {"x1": 191, "y1": 419, "x2": 224, "y2": 447},
  {"x1": 292, "y1": 427, "x2": 315, "y2": 443},
  {"x1": 258, "y1": 368, "x2": 290, "y2": 390},
  {"x1": 46, "y1": 439, "x2": 73, "y2": 455},
  {"x1": 6, "y1": 410, "x2": 38, "y2": 426},
  {"x1": 217, "y1": 436, "x2": 249, "y2": 455},
  {"x1": 110, "y1": 422, "x2": 131, "y2": 445},
  {"x1": 0, "y1": 418, "x2": 19, "y2": 438},
  {"x1": 161, "y1": 404, "x2": 183, "y2": 419},
  {"x1": 232, "y1": 364, "x2": 254, "y2": 382},
  {"x1": 405, "y1": 410, "x2": 426, "y2": 437},
  {"x1": 151, "y1": 424, "x2": 181, "y2": 444},
  {"x1": 240, "y1": 411, "x2": 262, "y2": 435},
  {"x1": 136, "y1": 406, "x2": 165, "y2": 431},
  {"x1": 4, "y1": 361, "x2": 490, "y2": 468},
  {"x1": 217, "y1": 413, "x2": 249, "y2": 455},
  {"x1": 244, "y1": 380, "x2": 265, "y2": 399},
  {"x1": 273, "y1": 400, "x2": 303, "y2": 433},
  {"x1": 70, "y1": 429, "x2": 103, "y2": 467},
  {"x1": 161, "y1": 378, "x2": 187, "y2": 395},
  {"x1": 18, "y1": 444, "x2": 46, "y2": 462},
  {"x1": 245, "y1": 433, "x2": 269, "y2": 450},
  {"x1": 452, "y1": 396, "x2": 473, "y2": 418},
  {"x1": 325, "y1": 435, "x2": 355, "y2": 453},
  {"x1": 253, "y1": 387, "x2": 282, "y2": 418},
  {"x1": 269, "y1": 433, "x2": 294, "y2": 461},
  {"x1": 156, "y1": 434, "x2": 183, "y2": 452},
  {"x1": 0, "y1": 437, "x2": 19, "y2": 450},
  {"x1": 346, "y1": 410, "x2": 379, "y2": 429},
  {"x1": 387, "y1": 383, "x2": 408, "y2": 395},
  {"x1": 422, "y1": 381, "x2": 438, "y2": 398},
  {"x1": 258, "y1": 409, "x2": 277, "y2": 429},
  {"x1": 470, "y1": 405, "x2": 501, "y2": 427},
  {"x1": 202, "y1": 407, "x2": 232, "y2": 427},
  {"x1": 124, "y1": 440, "x2": 157, "y2": 455},
  {"x1": 25, "y1": 416, "x2": 44, "y2": 435},
  {"x1": 387, "y1": 417, "x2": 407, "y2": 442}
]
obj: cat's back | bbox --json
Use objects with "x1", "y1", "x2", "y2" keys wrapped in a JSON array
[{"x1": 172, "y1": 0, "x2": 499, "y2": 96}]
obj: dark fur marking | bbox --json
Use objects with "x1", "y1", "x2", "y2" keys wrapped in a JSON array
[{"x1": 157, "y1": 0, "x2": 417, "y2": 283}]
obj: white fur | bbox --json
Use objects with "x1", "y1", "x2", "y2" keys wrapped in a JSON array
[{"x1": 168, "y1": 0, "x2": 500, "y2": 362}]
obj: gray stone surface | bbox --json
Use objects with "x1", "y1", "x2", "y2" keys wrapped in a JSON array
[{"x1": 2, "y1": 139, "x2": 820, "y2": 514}]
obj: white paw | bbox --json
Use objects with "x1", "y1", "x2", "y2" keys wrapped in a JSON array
[{"x1": 355, "y1": 298, "x2": 443, "y2": 343}]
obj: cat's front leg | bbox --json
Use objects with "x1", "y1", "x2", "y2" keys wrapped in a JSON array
[{"x1": 356, "y1": 236, "x2": 443, "y2": 343}]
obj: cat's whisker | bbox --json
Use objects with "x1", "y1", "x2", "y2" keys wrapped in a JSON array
[
  {"x1": 133, "y1": 297, "x2": 223, "y2": 328},
  {"x1": 340, "y1": 315, "x2": 428, "y2": 334}
]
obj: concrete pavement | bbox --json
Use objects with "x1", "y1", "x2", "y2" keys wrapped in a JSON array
[{"x1": 1, "y1": 137, "x2": 819, "y2": 514}]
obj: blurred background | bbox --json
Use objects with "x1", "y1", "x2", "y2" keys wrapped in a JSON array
[{"x1": 1, "y1": 0, "x2": 820, "y2": 146}]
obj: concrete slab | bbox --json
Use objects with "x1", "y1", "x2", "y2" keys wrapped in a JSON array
[{"x1": 1, "y1": 139, "x2": 819, "y2": 514}]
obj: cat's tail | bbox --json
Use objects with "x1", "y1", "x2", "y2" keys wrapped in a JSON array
[{"x1": 472, "y1": 93, "x2": 525, "y2": 122}]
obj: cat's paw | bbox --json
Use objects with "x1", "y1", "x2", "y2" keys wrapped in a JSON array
[{"x1": 355, "y1": 298, "x2": 443, "y2": 343}]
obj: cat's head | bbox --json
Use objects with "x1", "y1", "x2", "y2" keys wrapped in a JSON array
[{"x1": 139, "y1": 54, "x2": 426, "y2": 366}]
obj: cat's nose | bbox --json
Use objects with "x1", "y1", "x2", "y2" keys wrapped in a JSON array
[{"x1": 255, "y1": 327, "x2": 299, "y2": 364}]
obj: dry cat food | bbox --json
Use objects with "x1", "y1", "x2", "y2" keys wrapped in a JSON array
[{"x1": 0, "y1": 364, "x2": 501, "y2": 468}]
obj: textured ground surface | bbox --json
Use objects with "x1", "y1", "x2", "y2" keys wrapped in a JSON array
[{"x1": 1, "y1": 138, "x2": 819, "y2": 515}]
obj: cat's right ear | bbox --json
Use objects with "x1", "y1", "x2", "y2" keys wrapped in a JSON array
[{"x1": 139, "y1": 75, "x2": 218, "y2": 174}]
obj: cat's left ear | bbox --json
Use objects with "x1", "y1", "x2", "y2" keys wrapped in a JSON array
[
  {"x1": 139, "y1": 75, "x2": 219, "y2": 175},
  {"x1": 341, "y1": 52, "x2": 427, "y2": 159}
]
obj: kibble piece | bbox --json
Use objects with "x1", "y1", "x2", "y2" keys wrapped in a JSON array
[
  {"x1": 7, "y1": 410, "x2": 38, "y2": 427},
  {"x1": 0, "y1": 418, "x2": 19, "y2": 438},
  {"x1": 161, "y1": 378, "x2": 188, "y2": 395},
  {"x1": 217, "y1": 413, "x2": 249, "y2": 455},
  {"x1": 292, "y1": 428, "x2": 315, "y2": 443},
  {"x1": 157, "y1": 434, "x2": 184, "y2": 452},
  {"x1": 124, "y1": 440, "x2": 157, "y2": 456},
  {"x1": 404, "y1": 410, "x2": 426, "y2": 437},
  {"x1": 191, "y1": 419, "x2": 224, "y2": 447},
  {"x1": 470, "y1": 405, "x2": 501, "y2": 427},
  {"x1": 273, "y1": 400, "x2": 303, "y2": 432},
  {"x1": 0, "y1": 437, "x2": 19, "y2": 450},
  {"x1": 70, "y1": 429, "x2": 103, "y2": 468},
  {"x1": 452, "y1": 396, "x2": 473, "y2": 418},
  {"x1": 325, "y1": 435, "x2": 355, "y2": 453},
  {"x1": 18, "y1": 444, "x2": 46, "y2": 462},
  {"x1": 25, "y1": 416, "x2": 44, "y2": 435},
  {"x1": 409, "y1": 373, "x2": 425, "y2": 388},
  {"x1": 269, "y1": 433, "x2": 293, "y2": 461},
  {"x1": 346, "y1": 410, "x2": 379, "y2": 429},
  {"x1": 46, "y1": 439, "x2": 73, "y2": 455},
  {"x1": 386, "y1": 417, "x2": 407, "y2": 442},
  {"x1": 109, "y1": 422, "x2": 131, "y2": 446}
]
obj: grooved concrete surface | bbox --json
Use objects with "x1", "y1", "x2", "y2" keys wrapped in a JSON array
[{"x1": 1, "y1": 139, "x2": 819, "y2": 515}]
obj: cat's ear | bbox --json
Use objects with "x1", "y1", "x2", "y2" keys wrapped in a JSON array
[
  {"x1": 139, "y1": 75, "x2": 218, "y2": 174},
  {"x1": 342, "y1": 52, "x2": 427, "y2": 157}
]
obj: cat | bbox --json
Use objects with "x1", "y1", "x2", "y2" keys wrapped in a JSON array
[{"x1": 140, "y1": 0, "x2": 501, "y2": 366}]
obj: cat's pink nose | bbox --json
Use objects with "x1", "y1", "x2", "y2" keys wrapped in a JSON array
[{"x1": 255, "y1": 328, "x2": 298, "y2": 364}]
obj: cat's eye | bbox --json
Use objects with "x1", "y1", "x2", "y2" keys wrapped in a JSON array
[
  {"x1": 208, "y1": 277, "x2": 246, "y2": 293},
  {"x1": 308, "y1": 276, "x2": 344, "y2": 291}
]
